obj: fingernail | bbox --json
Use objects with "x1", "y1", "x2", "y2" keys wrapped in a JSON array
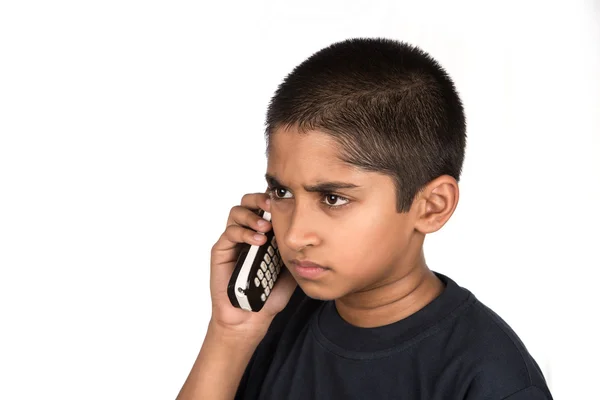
[
  {"x1": 253, "y1": 234, "x2": 264, "y2": 241},
  {"x1": 257, "y1": 219, "x2": 267, "y2": 227},
  {"x1": 265, "y1": 199, "x2": 271, "y2": 206}
]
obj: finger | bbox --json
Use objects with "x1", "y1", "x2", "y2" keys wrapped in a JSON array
[
  {"x1": 240, "y1": 192, "x2": 271, "y2": 214},
  {"x1": 263, "y1": 188, "x2": 271, "y2": 213},
  {"x1": 226, "y1": 205, "x2": 272, "y2": 233},
  {"x1": 217, "y1": 224, "x2": 267, "y2": 252}
]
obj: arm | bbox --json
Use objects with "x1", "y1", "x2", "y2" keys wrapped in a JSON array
[
  {"x1": 177, "y1": 193, "x2": 295, "y2": 399},
  {"x1": 176, "y1": 320, "x2": 269, "y2": 400}
]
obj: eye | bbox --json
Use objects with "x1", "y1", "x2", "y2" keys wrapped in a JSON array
[
  {"x1": 323, "y1": 194, "x2": 349, "y2": 208},
  {"x1": 269, "y1": 187, "x2": 292, "y2": 199}
]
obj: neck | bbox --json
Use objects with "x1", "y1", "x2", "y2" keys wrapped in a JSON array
[{"x1": 334, "y1": 250, "x2": 444, "y2": 328}]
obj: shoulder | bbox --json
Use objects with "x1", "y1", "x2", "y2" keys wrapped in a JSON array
[
  {"x1": 496, "y1": 386, "x2": 552, "y2": 400},
  {"x1": 451, "y1": 295, "x2": 553, "y2": 399}
]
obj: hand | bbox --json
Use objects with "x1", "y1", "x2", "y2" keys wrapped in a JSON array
[{"x1": 209, "y1": 192, "x2": 297, "y2": 333}]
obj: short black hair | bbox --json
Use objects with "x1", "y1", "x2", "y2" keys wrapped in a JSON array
[{"x1": 265, "y1": 37, "x2": 467, "y2": 213}]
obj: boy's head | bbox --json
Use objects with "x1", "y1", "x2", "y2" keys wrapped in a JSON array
[{"x1": 264, "y1": 38, "x2": 466, "y2": 301}]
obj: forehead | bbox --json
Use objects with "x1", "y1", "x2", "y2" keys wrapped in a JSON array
[{"x1": 267, "y1": 129, "x2": 362, "y2": 183}]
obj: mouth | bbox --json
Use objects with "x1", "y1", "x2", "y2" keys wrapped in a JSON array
[
  {"x1": 291, "y1": 259, "x2": 326, "y2": 268},
  {"x1": 290, "y1": 259, "x2": 329, "y2": 279}
]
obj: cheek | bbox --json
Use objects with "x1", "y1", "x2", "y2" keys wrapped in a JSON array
[
  {"x1": 334, "y1": 233, "x2": 400, "y2": 278},
  {"x1": 332, "y1": 218, "x2": 406, "y2": 278}
]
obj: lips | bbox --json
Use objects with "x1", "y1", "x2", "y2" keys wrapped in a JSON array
[
  {"x1": 290, "y1": 259, "x2": 329, "y2": 279},
  {"x1": 291, "y1": 259, "x2": 327, "y2": 269}
]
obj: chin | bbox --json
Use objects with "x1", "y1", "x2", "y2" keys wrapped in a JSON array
[{"x1": 297, "y1": 283, "x2": 340, "y2": 301}]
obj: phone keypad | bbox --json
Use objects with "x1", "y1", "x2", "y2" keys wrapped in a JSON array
[
  {"x1": 254, "y1": 235, "x2": 283, "y2": 304},
  {"x1": 230, "y1": 210, "x2": 287, "y2": 312},
  {"x1": 237, "y1": 224, "x2": 284, "y2": 311}
]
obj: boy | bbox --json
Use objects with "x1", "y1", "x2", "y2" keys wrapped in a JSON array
[{"x1": 177, "y1": 38, "x2": 553, "y2": 399}]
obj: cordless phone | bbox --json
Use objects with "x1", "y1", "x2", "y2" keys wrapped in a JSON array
[{"x1": 227, "y1": 209, "x2": 284, "y2": 312}]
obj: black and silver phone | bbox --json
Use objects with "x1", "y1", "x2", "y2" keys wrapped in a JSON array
[{"x1": 227, "y1": 209, "x2": 284, "y2": 312}]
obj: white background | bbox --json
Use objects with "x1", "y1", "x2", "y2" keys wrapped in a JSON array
[{"x1": 1, "y1": 0, "x2": 599, "y2": 399}]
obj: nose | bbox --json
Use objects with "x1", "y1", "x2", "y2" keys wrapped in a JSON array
[{"x1": 282, "y1": 203, "x2": 321, "y2": 252}]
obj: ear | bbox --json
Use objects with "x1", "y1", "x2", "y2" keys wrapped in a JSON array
[{"x1": 413, "y1": 175, "x2": 459, "y2": 234}]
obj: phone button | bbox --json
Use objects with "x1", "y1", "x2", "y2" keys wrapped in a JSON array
[{"x1": 254, "y1": 277, "x2": 260, "y2": 287}]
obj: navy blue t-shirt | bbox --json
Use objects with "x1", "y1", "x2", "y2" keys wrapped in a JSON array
[{"x1": 235, "y1": 272, "x2": 553, "y2": 399}]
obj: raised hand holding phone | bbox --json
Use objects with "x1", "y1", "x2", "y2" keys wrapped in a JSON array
[
  {"x1": 209, "y1": 192, "x2": 297, "y2": 331},
  {"x1": 227, "y1": 207, "x2": 284, "y2": 312}
]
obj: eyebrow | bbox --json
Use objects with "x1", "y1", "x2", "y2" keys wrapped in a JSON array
[{"x1": 265, "y1": 173, "x2": 360, "y2": 193}]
